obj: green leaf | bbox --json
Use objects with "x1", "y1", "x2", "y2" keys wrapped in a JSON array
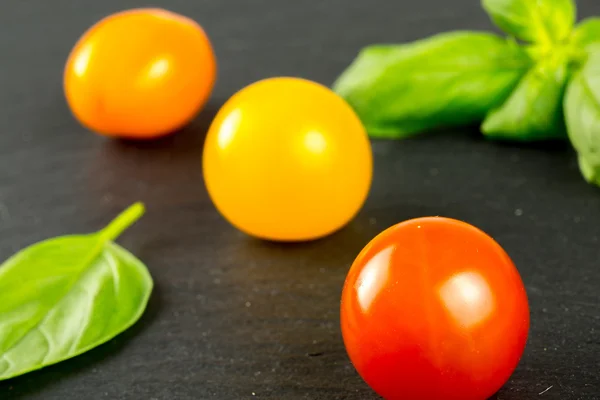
[
  {"x1": 482, "y1": 0, "x2": 576, "y2": 44},
  {"x1": 481, "y1": 54, "x2": 569, "y2": 141},
  {"x1": 333, "y1": 32, "x2": 531, "y2": 138},
  {"x1": 0, "y1": 203, "x2": 152, "y2": 380},
  {"x1": 572, "y1": 17, "x2": 600, "y2": 49},
  {"x1": 564, "y1": 48, "x2": 600, "y2": 186}
]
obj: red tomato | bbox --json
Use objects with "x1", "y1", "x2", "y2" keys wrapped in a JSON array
[{"x1": 340, "y1": 217, "x2": 529, "y2": 400}]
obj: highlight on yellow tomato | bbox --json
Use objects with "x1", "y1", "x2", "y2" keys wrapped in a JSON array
[
  {"x1": 203, "y1": 77, "x2": 373, "y2": 242},
  {"x1": 64, "y1": 8, "x2": 216, "y2": 139}
]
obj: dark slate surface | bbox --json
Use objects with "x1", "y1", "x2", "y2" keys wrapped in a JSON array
[{"x1": 0, "y1": 0, "x2": 599, "y2": 399}]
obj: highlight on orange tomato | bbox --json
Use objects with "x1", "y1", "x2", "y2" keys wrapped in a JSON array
[
  {"x1": 341, "y1": 217, "x2": 530, "y2": 400},
  {"x1": 64, "y1": 8, "x2": 216, "y2": 139},
  {"x1": 202, "y1": 77, "x2": 373, "y2": 242}
]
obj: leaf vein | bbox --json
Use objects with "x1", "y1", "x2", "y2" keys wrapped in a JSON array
[
  {"x1": 37, "y1": 325, "x2": 54, "y2": 364},
  {"x1": 0, "y1": 354, "x2": 13, "y2": 375},
  {"x1": 68, "y1": 285, "x2": 94, "y2": 353},
  {"x1": 105, "y1": 251, "x2": 121, "y2": 297}
]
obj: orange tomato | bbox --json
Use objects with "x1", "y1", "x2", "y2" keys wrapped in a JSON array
[
  {"x1": 64, "y1": 8, "x2": 216, "y2": 139},
  {"x1": 203, "y1": 77, "x2": 373, "y2": 241},
  {"x1": 341, "y1": 217, "x2": 530, "y2": 400}
]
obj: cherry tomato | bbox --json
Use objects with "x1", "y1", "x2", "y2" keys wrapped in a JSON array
[
  {"x1": 341, "y1": 217, "x2": 529, "y2": 400},
  {"x1": 64, "y1": 8, "x2": 216, "y2": 139},
  {"x1": 202, "y1": 77, "x2": 373, "y2": 241}
]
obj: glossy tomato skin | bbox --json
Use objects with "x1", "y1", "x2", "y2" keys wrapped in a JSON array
[
  {"x1": 203, "y1": 77, "x2": 373, "y2": 241},
  {"x1": 341, "y1": 217, "x2": 529, "y2": 400},
  {"x1": 64, "y1": 8, "x2": 216, "y2": 138}
]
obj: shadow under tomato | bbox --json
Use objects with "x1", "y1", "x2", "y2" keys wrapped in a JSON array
[
  {"x1": 233, "y1": 215, "x2": 377, "y2": 271},
  {"x1": 488, "y1": 390, "x2": 530, "y2": 400},
  {"x1": 0, "y1": 283, "x2": 162, "y2": 399},
  {"x1": 109, "y1": 100, "x2": 222, "y2": 153},
  {"x1": 224, "y1": 198, "x2": 453, "y2": 279},
  {"x1": 78, "y1": 100, "x2": 222, "y2": 217}
]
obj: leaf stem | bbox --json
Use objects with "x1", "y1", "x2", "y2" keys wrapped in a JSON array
[{"x1": 100, "y1": 202, "x2": 146, "y2": 242}]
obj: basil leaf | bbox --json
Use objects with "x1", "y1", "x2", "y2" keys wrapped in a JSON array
[
  {"x1": 333, "y1": 32, "x2": 531, "y2": 138},
  {"x1": 572, "y1": 18, "x2": 600, "y2": 49},
  {"x1": 564, "y1": 48, "x2": 600, "y2": 186},
  {"x1": 481, "y1": 55, "x2": 569, "y2": 141},
  {"x1": 482, "y1": 0, "x2": 576, "y2": 44},
  {"x1": 0, "y1": 203, "x2": 152, "y2": 380}
]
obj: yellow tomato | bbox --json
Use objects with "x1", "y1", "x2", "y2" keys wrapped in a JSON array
[{"x1": 203, "y1": 77, "x2": 373, "y2": 241}]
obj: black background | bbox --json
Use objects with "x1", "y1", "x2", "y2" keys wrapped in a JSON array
[{"x1": 0, "y1": 0, "x2": 599, "y2": 399}]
